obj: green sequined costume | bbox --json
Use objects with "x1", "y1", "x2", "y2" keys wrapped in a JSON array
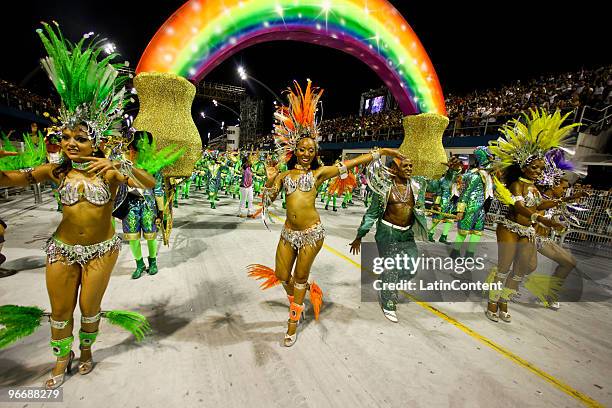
[
  {"x1": 355, "y1": 177, "x2": 429, "y2": 311},
  {"x1": 428, "y1": 167, "x2": 461, "y2": 242}
]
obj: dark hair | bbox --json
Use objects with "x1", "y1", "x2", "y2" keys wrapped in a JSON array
[
  {"x1": 501, "y1": 164, "x2": 522, "y2": 187},
  {"x1": 242, "y1": 160, "x2": 250, "y2": 170},
  {"x1": 286, "y1": 137, "x2": 321, "y2": 170}
]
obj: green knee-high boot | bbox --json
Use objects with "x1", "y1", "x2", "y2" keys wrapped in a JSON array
[
  {"x1": 428, "y1": 220, "x2": 441, "y2": 242},
  {"x1": 146, "y1": 239, "x2": 159, "y2": 275},
  {"x1": 439, "y1": 222, "x2": 453, "y2": 243},
  {"x1": 129, "y1": 240, "x2": 146, "y2": 279},
  {"x1": 465, "y1": 233, "x2": 482, "y2": 258},
  {"x1": 450, "y1": 232, "x2": 468, "y2": 258}
]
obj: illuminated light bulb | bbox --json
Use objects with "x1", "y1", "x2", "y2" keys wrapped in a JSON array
[
  {"x1": 166, "y1": 27, "x2": 175, "y2": 35},
  {"x1": 263, "y1": 21, "x2": 270, "y2": 27},
  {"x1": 275, "y1": 4, "x2": 284, "y2": 16},
  {"x1": 321, "y1": 0, "x2": 332, "y2": 12},
  {"x1": 164, "y1": 54, "x2": 173, "y2": 62}
]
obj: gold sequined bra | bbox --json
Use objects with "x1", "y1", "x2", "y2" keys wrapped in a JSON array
[
  {"x1": 283, "y1": 171, "x2": 316, "y2": 195},
  {"x1": 58, "y1": 177, "x2": 112, "y2": 206}
]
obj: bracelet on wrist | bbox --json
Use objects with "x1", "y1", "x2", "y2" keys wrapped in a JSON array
[{"x1": 370, "y1": 148, "x2": 381, "y2": 161}]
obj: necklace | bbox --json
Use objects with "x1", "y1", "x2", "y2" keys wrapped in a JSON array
[
  {"x1": 295, "y1": 164, "x2": 310, "y2": 171},
  {"x1": 392, "y1": 179, "x2": 411, "y2": 202},
  {"x1": 519, "y1": 177, "x2": 534, "y2": 184},
  {"x1": 72, "y1": 161, "x2": 91, "y2": 171}
]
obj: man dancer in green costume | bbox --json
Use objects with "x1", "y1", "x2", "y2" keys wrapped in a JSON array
[
  {"x1": 427, "y1": 156, "x2": 463, "y2": 243},
  {"x1": 451, "y1": 147, "x2": 494, "y2": 259},
  {"x1": 122, "y1": 169, "x2": 165, "y2": 279},
  {"x1": 350, "y1": 158, "x2": 429, "y2": 322}
]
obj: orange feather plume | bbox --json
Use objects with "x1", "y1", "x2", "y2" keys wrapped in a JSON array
[
  {"x1": 309, "y1": 281, "x2": 323, "y2": 320},
  {"x1": 273, "y1": 80, "x2": 324, "y2": 161},
  {"x1": 246, "y1": 264, "x2": 281, "y2": 290}
]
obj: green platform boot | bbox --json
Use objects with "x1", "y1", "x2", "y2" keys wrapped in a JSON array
[
  {"x1": 132, "y1": 258, "x2": 146, "y2": 279},
  {"x1": 147, "y1": 257, "x2": 158, "y2": 275}
]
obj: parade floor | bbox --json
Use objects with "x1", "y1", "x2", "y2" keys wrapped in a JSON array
[{"x1": 0, "y1": 189, "x2": 610, "y2": 408}]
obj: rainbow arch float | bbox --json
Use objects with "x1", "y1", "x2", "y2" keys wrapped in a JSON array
[{"x1": 137, "y1": 0, "x2": 446, "y2": 115}]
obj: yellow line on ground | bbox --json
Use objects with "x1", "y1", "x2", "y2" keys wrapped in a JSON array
[{"x1": 268, "y1": 212, "x2": 603, "y2": 408}]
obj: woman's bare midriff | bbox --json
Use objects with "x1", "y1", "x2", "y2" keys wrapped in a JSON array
[
  {"x1": 54, "y1": 203, "x2": 116, "y2": 245},
  {"x1": 284, "y1": 190, "x2": 321, "y2": 231}
]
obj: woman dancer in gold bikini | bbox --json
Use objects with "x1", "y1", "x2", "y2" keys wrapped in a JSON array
[
  {"x1": 248, "y1": 80, "x2": 403, "y2": 346},
  {"x1": 0, "y1": 23, "x2": 156, "y2": 388},
  {"x1": 486, "y1": 109, "x2": 580, "y2": 323}
]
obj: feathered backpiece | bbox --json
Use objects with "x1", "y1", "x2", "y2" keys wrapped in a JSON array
[
  {"x1": 273, "y1": 80, "x2": 324, "y2": 162},
  {"x1": 538, "y1": 148, "x2": 576, "y2": 188},
  {"x1": 37, "y1": 22, "x2": 130, "y2": 147},
  {"x1": 489, "y1": 108, "x2": 579, "y2": 170}
]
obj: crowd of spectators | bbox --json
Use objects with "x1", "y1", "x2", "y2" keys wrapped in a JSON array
[
  {"x1": 0, "y1": 78, "x2": 55, "y2": 117},
  {"x1": 317, "y1": 65, "x2": 612, "y2": 141},
  {"x1": 318, "y1": 109, "x2": 404, "y2": 143}
]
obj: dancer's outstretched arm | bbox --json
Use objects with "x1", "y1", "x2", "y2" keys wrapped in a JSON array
[
  {"x1": 315, "y1": 148, "x2": 404, "y2": 183},
  {"x1": 262, "y1": 165, "x2": 287, "y2": 203},
  {"x1": 0, "y1": 162, "x2": 56, "y2": 187}
]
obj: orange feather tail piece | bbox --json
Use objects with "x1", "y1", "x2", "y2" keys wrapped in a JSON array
[
  {"x1": 246, "y1": 264, "x2": 281, "y2": 290},
  {"x1": 309, "y1": 281, "x2": 323, "y2": 320}
]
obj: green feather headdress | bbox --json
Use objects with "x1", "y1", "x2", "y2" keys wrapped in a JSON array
[
  {"x1": 488, "y1": 108, "x2": 579, "y2": 169},
  {"x1": 36, "y1": 21, "x2": 130, "y2": 146}
]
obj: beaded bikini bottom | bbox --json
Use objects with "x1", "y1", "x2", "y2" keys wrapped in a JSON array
[
  {"x1": 281, "y1": 222, "x2": 325, "y2": 251},
  {"x1": 44, "y1": 235, "x2": 122, "y2": 266}
]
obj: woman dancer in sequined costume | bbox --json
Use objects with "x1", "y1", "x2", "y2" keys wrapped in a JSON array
[
  {"x1": 0, "y1": 24, "x2": 165, "y2": 388},
  {"x1": 486, "y1": 109, "x2": 578, "y2": 323},
  {"x1": 248, "y1": 80, "x2": 403, "y2": 346}
]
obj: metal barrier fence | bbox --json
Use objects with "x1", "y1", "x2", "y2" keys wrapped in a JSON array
[{"x1": 0, "y1": 183, "x2": 44, "y2": 204}]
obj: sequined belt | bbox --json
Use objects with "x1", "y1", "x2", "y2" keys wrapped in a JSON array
[
  {"x1": 499, "y1": 219, "x2": 536, "y2": 241},
  {"x1": 381, "y1": 219, "x2": 412, "y2": 231},
  {"x1": 281, "y1": 222, "x2": 325, "y2": 251},
  {"x1": 44, "y1": 235, "x2": 122, "y2": 266}
]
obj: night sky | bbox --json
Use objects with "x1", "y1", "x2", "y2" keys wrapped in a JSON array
[{"x1": 1, "y1": 1, "x2": 608, "y2": 137}]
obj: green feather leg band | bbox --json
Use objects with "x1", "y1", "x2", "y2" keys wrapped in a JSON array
[
  {"x1": 79, "y1": 330, "x2": 99, "y2": 348},
  {"x1": 50, "y1": 336, "x2": 74, "y2": 357}
]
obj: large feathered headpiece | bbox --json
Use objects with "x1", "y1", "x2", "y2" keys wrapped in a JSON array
[
  {"x1": 37, "y1": 22, "x2": 130, "y2": 147},
  {"x1": 273, "y1": 80, "x2": 324, "y2": 161},
  {"x1": 488, "y1": 108, "x2": 579, "y2": 169}
]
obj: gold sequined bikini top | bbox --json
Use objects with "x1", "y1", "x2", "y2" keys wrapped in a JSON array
[
  {"x1": 58, "y1": 176, "x2": 112, "y2": 206},
  {"x1": 283, "y1": 171, "x2": 316, "y2": 195},
  {"x1": 513, "y1": 188, "x2": 542, "y2": 208}
]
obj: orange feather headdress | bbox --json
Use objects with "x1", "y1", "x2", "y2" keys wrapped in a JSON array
[{"x1": 273, "y1": 80, "x2": 324, "y2": 162}]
